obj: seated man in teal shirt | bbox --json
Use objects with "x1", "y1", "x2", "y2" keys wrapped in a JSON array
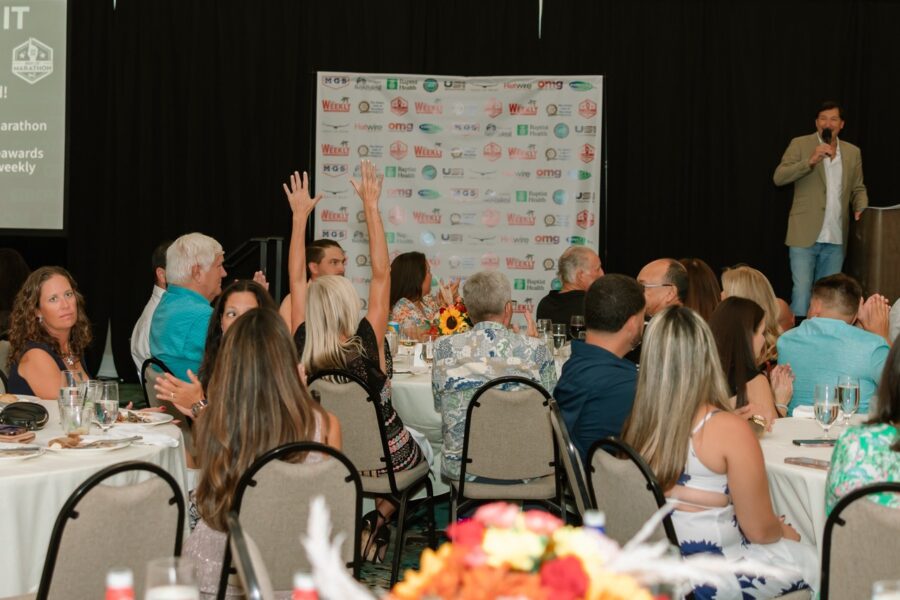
[
  {"x1": 149, "y1": 232, "x2": 226, "y2": 381},
  {"x1": 777, "y1": 274, "x2": 891, "y2": 415}
]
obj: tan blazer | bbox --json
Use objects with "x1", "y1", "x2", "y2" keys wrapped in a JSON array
[{"x1": 773, "y1": 132, "x2": 868, "y2": 247}]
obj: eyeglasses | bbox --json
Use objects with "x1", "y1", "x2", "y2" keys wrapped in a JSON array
[{"x1": 640, "y1": 282, "x2": 674, "y2": 291}]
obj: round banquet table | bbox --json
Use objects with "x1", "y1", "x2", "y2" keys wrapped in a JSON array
[
  {"x1": 758, "y1": 416, "x2": 863, "y2": 555},
  {"x1": 0, "y1": 397, "x2": 188, "y2": 598}
]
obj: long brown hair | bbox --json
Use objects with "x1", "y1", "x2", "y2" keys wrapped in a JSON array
[
  {"x1": 679, "y1": 258, "x2": 721, "y2": 321},
  {"x1": 194, "y1": 307, "x2": 326, "y2": 531},
  {"x1": 709, "y1": 297, "x2": 765, "y2": 409},
  {"x1": 8, "y1": 266, "x2": 93, "y2": 364},
  {"x1": 622, "y1": 306, "x2": 731, "y2": 490}
]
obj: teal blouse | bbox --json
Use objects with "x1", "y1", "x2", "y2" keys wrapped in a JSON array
[{"x1": 825, "y1": 423, "x2": 900, "y2": 515}]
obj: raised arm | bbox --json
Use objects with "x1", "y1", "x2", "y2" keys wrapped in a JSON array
[
  {"x1": 350, "y1": 161, "x2": 389, "y2": 360},
  {"x1": 283, "y1": 170, "x2": 322, "y2": 332}
]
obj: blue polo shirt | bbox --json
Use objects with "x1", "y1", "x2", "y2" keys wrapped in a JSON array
[
  {"x1": 553, "y1": 340, "x2": 637, "y2": 461},
  {"x1": 148, "y1": 285, "x2": 213, "y2": 381},
  {"x1": 777, "y1": 317, "x2": 889, "y2": 415}
]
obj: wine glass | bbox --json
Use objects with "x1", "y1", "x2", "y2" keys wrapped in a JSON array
[
  {"x1": 551, "y1": 323, "x2": 567, "y2": 356},
  {"x1": 94, "y1": 399, "x2": 119, "y2": 433},
  {"x1": 837, "y1": 375, "x2": 860, "y2": 427},
  {"x1": 536, "y1": 319, "x2": 552, "y2": 335},
  {"x1": 100, "y1": 381, "x2": 119, "y2": 406},
  {"x1": 145, "y1": 557, "x2": 199, "y2": 600},
  {"x1": 814, "y1": 384, "x2": 840, "y2": 438},
  {"x1": 569, "y1": 315, "x2": 585, "y2": 340}
]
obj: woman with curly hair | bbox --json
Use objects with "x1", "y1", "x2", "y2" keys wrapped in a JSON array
[
  {"x1": 721, "y1": 265, "x2": 784, "y2": 364},
  {"x1": 7, "y1": 266, "x2": 92, "y2": 399}
]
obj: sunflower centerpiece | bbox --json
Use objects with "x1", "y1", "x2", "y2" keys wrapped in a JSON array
[{"x1": 435, "y1": 301, "x2": 473, "y2": 336}]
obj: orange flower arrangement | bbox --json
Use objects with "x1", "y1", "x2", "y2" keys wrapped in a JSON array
[{"x1": 387, "y1": 503, "x2": 653, "y2": 600}]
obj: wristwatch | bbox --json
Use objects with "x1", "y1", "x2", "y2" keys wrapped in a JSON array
[{"x1": 191, "y1": 398, "x2": 208, "y2": 418}]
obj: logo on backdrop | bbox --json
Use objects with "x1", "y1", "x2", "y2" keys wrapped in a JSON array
[{"x1": 12, "y1": 38, "x2": 53, "y2": 84}]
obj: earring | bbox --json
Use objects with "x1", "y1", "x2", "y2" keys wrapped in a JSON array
[{"x1": 38, "y1": 315, "x2": 43, "y2": 323}]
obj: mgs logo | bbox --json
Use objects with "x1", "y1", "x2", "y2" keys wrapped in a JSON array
[
  {"x1": 322, "y1": 163, "x2": 348, "y2": 177},
  {"x1": 12, "y1": 38, "x2": 54, "y2": 84},
  {"x1": 321, "y1": 75, "x2": 349, "y2": 89},
  {"x1": 390, "y1": 141, "x2": 408, "y2": 160},
  {"x1": 483, "y1": 143, "x2": 502, "y2": 162},
  {"x1": 578, "y1": 99, "x2": 598, "y2": 119},
  {"x1": 484, "y1": 98, "x2": 503, "y2": 119},
  {"x1": 390, "y1": 97, "x2": 408, "y2": 116},
  {"x1": 321, "y1": 229, "x2": 347, "y2": 241},
  {"x1": 577, "y1": 210, "x2": 596, "y2": 229},
  {"x1": 580, "y1": 144, "x2": 596, "y2": 163}
]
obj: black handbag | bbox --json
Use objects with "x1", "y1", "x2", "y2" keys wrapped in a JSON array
[{"x1": 0, "y1": 402, "x2": 50, "y2": 430}]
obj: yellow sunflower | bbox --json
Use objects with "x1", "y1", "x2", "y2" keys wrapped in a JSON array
[{"x1": 439, "y1": 306, "x2": 465, "y2": 334}]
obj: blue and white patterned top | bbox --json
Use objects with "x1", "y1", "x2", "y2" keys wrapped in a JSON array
[{"x1": 431, "y1": 321, "x2": 556, "y2": 481}]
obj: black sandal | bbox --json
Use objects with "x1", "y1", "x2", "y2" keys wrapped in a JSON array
[{"x1": 360, "y1": 509, "x2": 390, "y2": 562}]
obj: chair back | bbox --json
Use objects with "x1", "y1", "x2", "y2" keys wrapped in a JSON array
[
  {"x1": 0, "y1": 338, "x2": 10, "y2": 385},
  {"x1": 37, "y1": 461, "x2": 185, "y2": 600},
  {"x1": 587, "y1": 438, "x2": 678, "y2": 547},
  {"x1": 141, "y1": 357, "x2": 193, "y2": 454},
  {"x1": 548, "y1": 398, "x2": 592, "y2": 517},
  {"x1": 821, "y1": 482, "x2": 900, "y2": 600},
  {"x1": 460, "y1": 376, "x2": 555, "y2": 482},
  {"x1": 220, "y1": 442, "x2": 362, "y2": 595},
  {"x1": 308, "y1": 370, "x2": 393, "y2": 480},
  {"x1": 226, "y1": 512, "x2": 275, "y2": 600}
]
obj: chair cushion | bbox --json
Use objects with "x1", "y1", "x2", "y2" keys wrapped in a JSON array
[{"x1": 360, "y1": 459, "x2": 430, "y2": 494}]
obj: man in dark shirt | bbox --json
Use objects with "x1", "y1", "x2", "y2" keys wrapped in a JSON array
[
  {"x1": 536, "y1": 246, "x2": 603, "y2": 337},
  {"x1": 553, "y1": 274, "x2": 645, "y2": 461}
]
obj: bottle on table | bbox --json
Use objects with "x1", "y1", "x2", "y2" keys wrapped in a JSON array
[{"x1": 105, "y1": 568, "x2": 135, "y2": 600}]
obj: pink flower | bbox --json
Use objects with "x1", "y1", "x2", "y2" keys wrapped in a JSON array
[
  {"x1": 522, "y1": 510, "x2": 563, "y2": 536},
  {"x1": 540, "y1": 556, "x2": 588, "y2": 600},
  {"x1": 447, "y1": 518, "x2": 485, "y2": 548},
  {"x1": 473, "y1": 502, "x2": 520, "y2": 529}
]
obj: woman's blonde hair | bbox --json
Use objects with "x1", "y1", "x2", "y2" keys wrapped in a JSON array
[
  {"x1": 194, "y1": 308, "x2": 325, "y2": 531},
  {"x1": 622, "y1": 306, "x2": 731, "y2": 490},
  {"x1": 301, "y1": 275, "x2": 366, "y2": 373},
  {"x1": 721, "y1": 266, "x2": 782, "y2": 362}
]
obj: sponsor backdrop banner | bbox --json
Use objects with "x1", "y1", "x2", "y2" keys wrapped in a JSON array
[
  {"x1": 314, "y1": 72, "x2": 602, "y2": 318},
  {"x1": 0, "y1": 0, "x2": 67, "y2": 230}
]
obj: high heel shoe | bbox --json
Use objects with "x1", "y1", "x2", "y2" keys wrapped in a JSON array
[
  {"x1": 370, "y1": 522, "x2": 391, "y2": 564},
  {"x1": 360, "y1": 510, "x2": 390, "y2": 562}
]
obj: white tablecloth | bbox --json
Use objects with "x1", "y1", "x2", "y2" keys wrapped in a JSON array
[
  {"x1": 0, "y1": 398, "x2": 188, "y2": 597},
  {"x1": 759, "y1": 416, "x2": 860, "y2": 554},
  {"x1": 392, "y1": 371, "x2": 447, "y2": 497}
]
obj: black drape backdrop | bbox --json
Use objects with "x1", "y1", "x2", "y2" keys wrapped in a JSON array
[{"x1": 12, "y1": 0, "x2": 899, "y2": 380}]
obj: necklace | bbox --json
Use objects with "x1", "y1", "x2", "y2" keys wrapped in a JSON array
[{"x1": 62, "y1": 354, "x2": 76, "y2": 367}]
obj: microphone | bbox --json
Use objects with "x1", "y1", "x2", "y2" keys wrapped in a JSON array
[{"x1": 822, "y1": 128, "x2": 833, "y2": 144}]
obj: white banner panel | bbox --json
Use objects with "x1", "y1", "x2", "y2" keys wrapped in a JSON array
[{"x1": 314, "y1": 72, "x2": 603, "y2": 318}]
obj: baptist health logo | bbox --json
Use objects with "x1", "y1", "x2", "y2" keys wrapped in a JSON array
[{"x1": 12, "y1": 38, "x2": 53, "y2": 84}]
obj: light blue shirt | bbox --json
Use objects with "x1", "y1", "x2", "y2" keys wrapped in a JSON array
[
  {"x1": 777, "y1": 317, "x2": 889, "y2": 415},
  {"x1": 149, "y1": 285, "x2": 212, "y2": 381}
]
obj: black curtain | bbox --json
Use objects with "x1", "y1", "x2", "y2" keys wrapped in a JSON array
[{"x1": 59, "y1": 0, "x2": 900, "y2": 380}]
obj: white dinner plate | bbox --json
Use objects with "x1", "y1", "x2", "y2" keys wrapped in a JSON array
[
  {"x1": 118, "y1": 411, "x2": 175, "y2": 426},
  {"x1": 46, "y1": 439, "x2": 133, "y2": 454},
  {"x1": 0, "y1": 446, "x2": 44, "y2": 462}
]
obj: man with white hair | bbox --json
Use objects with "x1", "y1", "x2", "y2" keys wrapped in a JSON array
[
  {"x1": 432, "y1": 271, "x2": 557, "y2": 482},
  {"x1": 536, "y1": 246, "x2": 604, "y2": 337},
  {"x1": 149, "y1": 232, "x2": 226, "y2": 381}
]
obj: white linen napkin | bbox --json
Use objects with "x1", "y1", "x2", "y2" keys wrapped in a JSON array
[{"x1": 792, "y1": 405, "x2": 815, "y2": 419}]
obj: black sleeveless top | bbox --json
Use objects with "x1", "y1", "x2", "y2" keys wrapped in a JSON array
[{"x1": 7, "y1": 341, "x2": 87, "y2": 397}]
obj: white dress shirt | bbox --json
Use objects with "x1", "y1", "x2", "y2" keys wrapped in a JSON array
[
  {"x1": 130, "y1": 285, "x2": 166, "y2": 378},
  {"x1": 816, "y1": 135, "x2": 843, "y2": 244}
]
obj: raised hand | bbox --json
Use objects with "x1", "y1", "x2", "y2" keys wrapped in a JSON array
[
  {"x1": 350, "y1": 159, "x2": 383, "y2": 208},
  {"x1": 252, "y1": 270, "x2": 269, "y2": 291},
  {"x1": 282, "y1": 170, "x2": 322, "y2": 219},
  {"x1": 857, "y1": 293, "x2": 891, "y2": 341},
  {"x1": 438, "y1": 277, "x2": 460, "y2": 306}
]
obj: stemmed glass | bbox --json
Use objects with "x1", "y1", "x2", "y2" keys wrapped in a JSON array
[
  {"x1": 94, "y1": 400, "x2": 119, "y2": 433},
  {"x1": 552, "y1": 324, "x2": 567, "y2": 355},
  {"x1": 837, "y1": 375, "x2": 860, "y2": 427},
  {"x1": 536, "y1": 319, "x2": 552, "y2": 335},
  {"x1": 569, "y1": 315, "x2": 585, "y2": 340},
  {"x1": 814, "y1": 384, "x2": 840, "y2": 439}
]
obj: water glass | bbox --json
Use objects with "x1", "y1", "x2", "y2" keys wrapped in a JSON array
[
  {"x1": 60, "y1": 370, "x2": 87, "y2": 393},
  {"x1": 95, "y1": 399, "x2": 120, "y2": 433},
  {"x1": 873, "y1": 580, "x2": 900, "y2": 599},
  {"x1": 814, "y1": 384, "x2": 840, "y2": 438},
  {"x1": 420, "y1": 334, "x2": 435, "y2": 364},
  {"x1": 61, "y1": 403, "x2": 93, "y2": 435},
  {"x1": 101, "y1": 381, "x2": 120, "y2": 407},
  {"x1": 58, "y1": 386, "x2": 82, "y2": 425},
  {"x1": 385, "y1": 329, "x2": 399, "y2": 357},
  {"x1": 536, "y1": 319, "x2": 552, "y2": 335},
  {"x1": 551, "y1": 323, "x2": 567, "y2": 356},
  {"x1": 145, "y1": 557, "x2": 199, "y2": 600},
  {"x1": 837, "y1": 375, "x2": 860, "y2": 426}
]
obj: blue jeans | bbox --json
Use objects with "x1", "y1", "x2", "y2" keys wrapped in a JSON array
[{"x1": 789, "y1": 242, "x2": 845, "y2": 317}]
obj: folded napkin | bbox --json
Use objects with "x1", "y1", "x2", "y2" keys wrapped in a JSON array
[
  {"x1": 792, "y1": 405, "x2": 815, "y2": 419},
  {"x1": 84, "y1": 427, "x2": 180, "y2": 448}
]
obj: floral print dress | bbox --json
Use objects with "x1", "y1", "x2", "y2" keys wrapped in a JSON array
[
  {"x1": 825, "y1": 423, "x2": 900, "y2": 514},
  {"x1": 391, "y1": 295, "x2": 441, "y2": 336}
]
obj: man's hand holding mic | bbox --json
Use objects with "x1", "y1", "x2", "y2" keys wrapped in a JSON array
[{"x1": 808, "y1": 127, "x2": 835, "y2": 167}]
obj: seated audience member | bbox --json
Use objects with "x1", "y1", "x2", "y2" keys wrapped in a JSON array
[
  {"x1": 554, "y1": 274, "x2": 644, "y2": 461},
  {"x1": 777, "y1": 274, "x2": 890, "y2": 415},
  {"x1": 389, "y1": 251, "x2": 458, "y2": 341},
  {"x1": 149, "y1": 233, "x2": 226, "y2": 382},
  {"x1": 636, "y1": 258, "x2": 687, "y2": 318},
  {"x1": 278, "y1": 238, "x2": 346, "y2": 333},
  {"x1": 891, "y1": 297, "x2": 900, "y2": 343},
  {"x1": 154, "y1": 280, "x2": 276, "y2": 417},
  {"x1": 721, "y1": 265, "x2": 784, "y2": 363},
  {"x1": 286, "y1": 163, "x2": 425, "y2": 563},
  {"x1": 0, "y1": 248, "x2": 31, "y2": 339},
  {"x1": 679, "y1": 257, "x2": 721, "y2": 321},
  {"x1": 536, "y1": 246, "x2": 604, "y2": 338},
  {"x1": 184, "y1": 307, "x2": 340, "y2": 599},
  {"x1": 130, "y1": 240, "x2": 171, "y2": 378},
  {"x1": 623, "y1": 307, "x2": 817, "y2": 598},
  {"x1": 709, "y1": 297, "x2": 789, "y2": 427},
  {"x1": 826, "y1": 341, "x2": 900, "y2": 514},
  {"x1": 7, "y1": 267, "x2": 92, "y2": 399},
  {"x1": 433, "y1": 270, "x2": 557, "y2": 482}
]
